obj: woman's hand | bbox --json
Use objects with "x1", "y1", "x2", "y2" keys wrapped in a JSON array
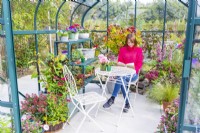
[
  {"x1": 126, "y1": 63, "x2": 135, "y2": 69},
  {"x1": 117, "y1": 62, "x2": 125, "y2": 67}
]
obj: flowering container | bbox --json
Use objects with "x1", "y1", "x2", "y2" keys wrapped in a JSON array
[
  {"x1": 79, "y1": 33, "x2": 90, "y2": 39},
  {"x1": 100, "y1": 64, "x2": 107, "y2": 71},
  {"x1": 44, "y1": 122, "x2": 63, "y2": 132},
  {"x1": 69, "y1": 33, "x2": 79, "y2": 40},
  {"x1": 80, "y1": 48, "x2": 95, "y2": 59},
  {"x1": 60, "y1": 36, "x2": 68, "y2": 42}
]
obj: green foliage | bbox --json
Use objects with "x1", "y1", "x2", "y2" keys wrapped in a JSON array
[
  {"x1": 137, "y1": 0, "x2": 187, "y2": 23},
  {"x1": 142, "y1": 33, "x2": 162, "y2": 58},
  {"x1": 30, "y1": 53, "x2": 69, "y2": 125},
  {"x1": 85, "y1": 65, "x2": 94, "y2": 74},
  {"x1": 147, "y1": 82, "x2": 179, "y2": 104},
  {"x1": 57, "y1": 30, "x2": 69, "y2": 37},
  {"x1": 72, "y1": 49, "x2": 84, "y2": 61},
  {"x1": 0, "y1": 117, "x2": 12, "y2": 133}
]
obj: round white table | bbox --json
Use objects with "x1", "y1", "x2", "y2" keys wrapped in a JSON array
[{"x1": 95, "y1": 66, "x2": 136, "y2": 126}]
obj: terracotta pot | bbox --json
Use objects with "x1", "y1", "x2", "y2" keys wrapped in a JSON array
[{"x1": 162, "y1": 101, "x2": 171, "y2": 112}]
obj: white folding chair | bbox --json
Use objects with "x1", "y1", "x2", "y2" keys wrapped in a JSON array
[
  {"x1": 63, "y1": 65, "x2": 106, "y2": 133},
  {"x1": 128, "y1": 70, "x2": 140, "y2": 102}
]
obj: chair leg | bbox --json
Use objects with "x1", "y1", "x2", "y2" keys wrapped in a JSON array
[
  {"x1": 134, "y1": 83, "x2": 138, "y2": 102},
  {"x1": 76, "y1": 115, "x2": 87, "y2": 133},
  {"x1": 94, "y1": 103, "x2": 101, "y2": 118},
  {"x1": 63, "y1": 102, "x2": 79, "y2": 129},
  {"x1": 74, "y1": 103, "x2": 104, "y2": 132}
]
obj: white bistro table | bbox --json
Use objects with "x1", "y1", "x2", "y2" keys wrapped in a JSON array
[{"x1": 95, "y1": 66, "x2": 136, "y2": 126}]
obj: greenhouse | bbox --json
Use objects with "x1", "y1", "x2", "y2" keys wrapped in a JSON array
[{"x1": 0, "y1": 0, "x2": 199, "y2": 133}]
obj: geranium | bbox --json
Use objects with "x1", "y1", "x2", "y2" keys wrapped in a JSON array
[{"x1": 157, "y1": 99, "x2": 179, "y2": 133}]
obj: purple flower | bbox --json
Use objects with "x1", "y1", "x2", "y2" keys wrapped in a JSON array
[{"x1": 192, "y1": 58, "x2": 199, "y2": 68}]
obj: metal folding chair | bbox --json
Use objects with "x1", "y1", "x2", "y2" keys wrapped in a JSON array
[
  {"x1": 63, "y1": 65, "x2": 106, "y2": 133},
  {"x1": 128, "y1": 70, "x2": 140, "y2": 102}
]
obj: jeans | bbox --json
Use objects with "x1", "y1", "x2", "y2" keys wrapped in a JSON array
[{"x1": 112, "y1": 74, "x2": 138, "y2": 104}]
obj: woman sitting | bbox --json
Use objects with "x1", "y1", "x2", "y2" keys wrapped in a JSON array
[{"x1": 103, "y1": 33, "x2": 143, "y2": 113}]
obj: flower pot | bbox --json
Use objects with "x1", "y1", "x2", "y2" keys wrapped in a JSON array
[
  {"x1": 60, "y1": 36, "x2": 68, "y2": 42},
  {"x1": 44, "y1": 122, "x2": 63, "y2": 132},
  {"x1": 163, "y1": 101, "x2": 171, "y2": 112},
  {"x1": 81, "y1": 58, "x2": 85, "y2": 63},
  {"x1": 80, "y1": 48, "x2": 96, "y2": 59},
  {"x1": 79, "y1": 33, "x2": 90, "y2": 39},
  {"x1": 100, "y1": 64, "x2": 107, "y2": 71},
  {"x1": 69, "y1": 33, "x2": 79, "y2": 40},
  {"x1": 106, "y1": 65, "x2": 111, "y2": 71}
]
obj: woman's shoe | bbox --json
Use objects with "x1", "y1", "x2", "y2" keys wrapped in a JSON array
[
  {"x1": 123, "y1": 103, "x2": 130, "y2": 113},
  {"x1": 103, "y1": 98, "x2": 114, "y2": 108}
]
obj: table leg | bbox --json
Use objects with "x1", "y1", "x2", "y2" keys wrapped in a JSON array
[
  {"x1": 96, "y1": 74, "x2": 109, "y2": 98},
  {"x1": 117, "y1": 76, "x2": 134, "y2": 126}
]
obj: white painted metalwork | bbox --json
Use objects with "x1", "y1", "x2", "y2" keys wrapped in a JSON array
[
  {"x1": 63, "y1": 65, "x2": 106, "y2": 133},
  {"x1": 95, "y1": 66, "x2": 136, "y2": 126}
]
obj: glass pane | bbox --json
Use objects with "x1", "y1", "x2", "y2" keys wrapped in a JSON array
[
  {"x1": 184, "y1": 42, "x2": 200, "y2": 126},
  {"x1": 197, "y1": 0, "x2": 200, "y2": 17}
]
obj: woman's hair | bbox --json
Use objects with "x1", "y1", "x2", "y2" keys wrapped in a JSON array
[{"x1": 125, "y1": 33, "x2": 138, "y2": 46}]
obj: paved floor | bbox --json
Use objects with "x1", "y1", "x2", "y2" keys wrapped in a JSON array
[{"x1": 0, "y1": 75, "x2": 162, "y2": 133}]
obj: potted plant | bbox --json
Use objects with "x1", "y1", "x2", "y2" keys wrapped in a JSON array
[
  {"x1": 29, "y1": 53, "x2": 70, "y2": 132},
  {"x1": 79, "y1": 28, "x2": 90, "y2": 39},
  {"x1": 57, "y1": 30, "x2": 69, "y2": 42},
  {"x1": 21, "y1": 115, "x2": 43, "y2": 133},
  {"x1": 72, "y1": 49, "x2": 83, "y2": 64},
  {"x1": 147, "y1": 81, "x2": 179, "y2": 111},
  {"x1": 66, "y1": 24, "x2": 80, "y2": 40},
  {"x1": 85, "y1": 65, "x2": 94, "y2": 78},
  {"x1": 98, "y1": 54, "x2": 108, "y2": 71},
  {"x1": 157, "y1": 99, "x2": 179, "y2": 132},
  {"x1": 106, "y1": 61, "x2": 116, "y2": 71}
]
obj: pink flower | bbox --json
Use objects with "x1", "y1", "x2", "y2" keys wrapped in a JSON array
[{"x1": 98, "y1": 54, "x2": 108, "y2": 64}]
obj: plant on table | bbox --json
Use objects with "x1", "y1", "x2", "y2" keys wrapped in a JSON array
[{"x1": 98, "y1": 54, "x2": 109, "y2": 71}]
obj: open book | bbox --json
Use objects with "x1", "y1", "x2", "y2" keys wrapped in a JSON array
[{"x1": 117, "y1": 62, "x2": 134, "y2": 69}]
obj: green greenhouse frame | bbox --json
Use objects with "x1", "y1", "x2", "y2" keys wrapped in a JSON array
[{"x1": 0, "y1": 0, "x2": 196, "y2": 132}]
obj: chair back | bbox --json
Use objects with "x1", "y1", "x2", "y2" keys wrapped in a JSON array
[{"x1": 63, "y1": 65, "x2": 78, "y2": 98}]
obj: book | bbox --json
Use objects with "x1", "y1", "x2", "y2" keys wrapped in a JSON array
[{"x1": 117, "y1": 62, "x2": 134, "y2": 69}]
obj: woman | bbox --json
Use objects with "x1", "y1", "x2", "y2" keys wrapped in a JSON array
[{"x1": 103, "y1": 33, "x2": 143, "y2": 113}]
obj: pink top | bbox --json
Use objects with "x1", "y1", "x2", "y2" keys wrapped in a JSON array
[{"x1": 118, "y1": 46, "x2": 143, "y2": 74}]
